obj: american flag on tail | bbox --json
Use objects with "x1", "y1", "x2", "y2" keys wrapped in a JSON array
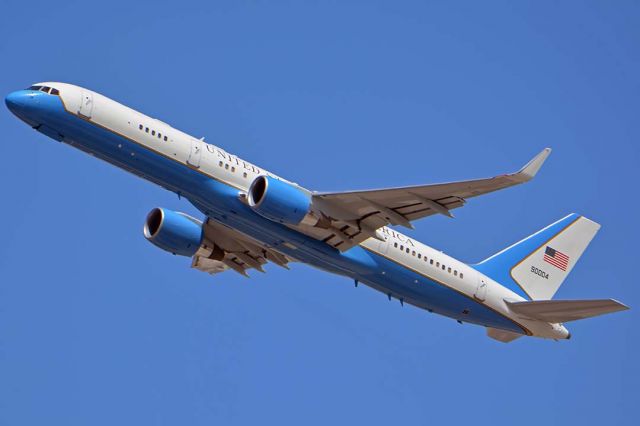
[{"x1": 544, "y1": 246, "x2": 569, "y2": 271}]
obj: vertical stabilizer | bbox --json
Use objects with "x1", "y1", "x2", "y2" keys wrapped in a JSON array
[{"x1": 474, "y1": 214, "x2": 600, "y2": 300}]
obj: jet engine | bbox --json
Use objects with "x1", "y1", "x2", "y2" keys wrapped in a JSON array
[
  {"x1": 247, "y1": 175, "x2": 316, "y2": 225},
  {"x1": 143, "y1": 207, "x2": 203, "y2": 256}
]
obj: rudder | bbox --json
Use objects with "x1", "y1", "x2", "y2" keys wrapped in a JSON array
[{"x1": 474, "y1": 214, "x2": 600, "y2": 300}]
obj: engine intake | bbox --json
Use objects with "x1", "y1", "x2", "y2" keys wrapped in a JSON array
[
  {"x1": 248, "y1": 175, "x2": 313, "y2": 225},
  {"x1": 143, "y1": 208, "x2": 203, "y2": 257}
]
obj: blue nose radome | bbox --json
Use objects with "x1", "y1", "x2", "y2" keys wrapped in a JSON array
[{"x1": 5, "y1": 90, "x2": 31, "y2": 114}]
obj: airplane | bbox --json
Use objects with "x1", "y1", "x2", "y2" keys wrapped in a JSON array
[{"x1": 5, "y1": 82, "x2": 629, "y2": 343}]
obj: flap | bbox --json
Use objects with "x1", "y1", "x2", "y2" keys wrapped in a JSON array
[{"x1": 192, "y1": 218, "x2": 293, "y2": 277}]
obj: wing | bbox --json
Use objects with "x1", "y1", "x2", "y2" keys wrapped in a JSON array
[
  {"x1": 192, "y1": 218, "x2": 293, "y2": 277},
  {"x1": 303, "y1": 148, "x2": 551, "y2": 251}
]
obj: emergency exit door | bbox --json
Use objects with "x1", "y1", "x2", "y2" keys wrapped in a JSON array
[
  {"x1": 79, "y1": 91, "x2": 93, "y2": 118},
  {"x1": 187, "y1": 138, "x2": 202, "y2": 168},
  {"x1": 475, "y1": 276, "x2": 488, "y2": 301}
]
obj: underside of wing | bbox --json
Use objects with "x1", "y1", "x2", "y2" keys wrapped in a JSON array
[
  {"x1": 192, "y1": 218, "x2": 293, "y2": 277},
  {"x1": 296, "y1": 148, "x2": 551, "y2": 251}
]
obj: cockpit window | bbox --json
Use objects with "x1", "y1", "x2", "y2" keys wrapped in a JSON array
[{"x1": 26, "y1": 85, "x2": 60, "y2": 96}]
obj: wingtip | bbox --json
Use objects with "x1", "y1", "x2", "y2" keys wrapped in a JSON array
[
  {"x1": 517, "y1": 147, "x2": 552, "y2": 180},
  {"x1": 609, "y1": 299, "x2": 631, "y2": 311}
]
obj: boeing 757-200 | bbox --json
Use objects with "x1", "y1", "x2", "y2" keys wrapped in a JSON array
[{"x1": 5, "y1": 83, "x2": 629, "y2": 342}]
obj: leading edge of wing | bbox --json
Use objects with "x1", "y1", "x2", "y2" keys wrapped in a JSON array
[{"x1": 314, "y1": 148, "x2": 552, "y2": 197}]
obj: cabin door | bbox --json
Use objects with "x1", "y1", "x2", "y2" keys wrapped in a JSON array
[
  {"x1": 78, "y1": 91, "x2": 93, "y2": 118},
  {"x1": 474, "y1": 276, "x2": 488, "y2": 301},
  {"x1": 187, "y1": 138, "x2": 202, "y2": 168}
]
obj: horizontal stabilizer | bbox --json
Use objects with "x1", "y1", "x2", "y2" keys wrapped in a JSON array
[
  {"x1": 506, "y1": 299, "x2": 629, "y2": 323},
  {"x1": 486, "y1": 327, "x2": 523, "y2": 343}
]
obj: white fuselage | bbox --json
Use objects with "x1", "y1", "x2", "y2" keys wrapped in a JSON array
[{"x1": 10, "y1": 82, "x2": 570, "y2": 340}]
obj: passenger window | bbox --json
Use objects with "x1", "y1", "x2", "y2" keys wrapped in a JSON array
[
  {"x1": 164, "y1": 136, "x2": 168, "y2": 141},
  {"x1": 412, "y1": 250, "x2": 415, "y2": 256},
  {"x1": 225, "y1": 164, "x2": 229, "y2": 170},
  {"x1": 442, "y1": 264, "x2": 446, "y2": 270},
  {"x1": 231, "y1": 166, "x2": 236, "y2": 172},
  {"x1": 145, "y1": 127, "x2": 149, "y2": 133},
  {"x1": 219, "y1": 161, "x2": 223, "y2": 167},
  {"x1": 406, "y1": 248, "x2": 410, "y2": 254},
  {"x1": 430, "y1": 259, "x2": 434, "y2": 265},
  {"x1": 152, "y1": 130, "x2": 156, "y2": 136},
  {"x1": 418, "y1": 253, "x2": 421, "y2": 259},
  {"x1": 158, "y1": 133, "x2": 162, "y2": 139},
  {"x1": 436, "y1": 262, "x2": 440, "y2": 267},
  {"x1": 243, "y1": 172, "x2": 248, "y2": 178},
  {"x1": 50, "y1": 88, "x2": 59, "y2": 95},
  {"x1": 460, "y1": 273, "x2": 464, "y2": 279},
  {"x1": 400, "y1": 245, "x2": 404, "y2": 251},
  {"x1": 448, "y1": 267, "x2": 451, "y2": 273},
  {"x1": 454, "y1": 270, "x2": 458, "y2": 276},
  {"x1": 139, "y1": 124, "x2": 143, "y2": 130},
  {"x1": 394, "y1": 242, "x2": 398, "y2": 248}
]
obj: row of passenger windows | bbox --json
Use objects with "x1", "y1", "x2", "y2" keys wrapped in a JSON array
[
  {"x1": 28, "y1": 85, "x2": 60, "y2": 96},
  {"x1": 138, "y1": 124, "x2": 168, "y2": 141},
  {"x1": 393, "y1": 242, "x2": 464, "y2": 278},
  {"x1": 218, "y1": 161, "x2": 249, "y2": 178},
  {"x1": 134, "y1": 126, "x2": 251, "y2": 179}
]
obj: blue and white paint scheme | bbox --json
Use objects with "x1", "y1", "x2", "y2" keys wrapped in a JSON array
[{"x1": 6, "y1": 82, "x2": 629, "y2": 343}]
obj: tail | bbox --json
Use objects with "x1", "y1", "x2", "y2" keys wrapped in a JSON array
[{"x1": 474, "y1": 213, "x2": 600, "y2": 300}]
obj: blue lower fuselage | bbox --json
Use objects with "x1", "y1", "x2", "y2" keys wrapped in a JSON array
[{"x1": 14, "y1": 91, "x2": 526, "y2": 334}]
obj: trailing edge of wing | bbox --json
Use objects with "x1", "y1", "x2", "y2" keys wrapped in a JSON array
[{"x1": 191, "y1": 218, "x2": 293, "y2": 277}]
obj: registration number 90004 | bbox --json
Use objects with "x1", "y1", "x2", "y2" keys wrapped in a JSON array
[{"x1": 531, "y1": 266, "x2": 549, "y2": 280}]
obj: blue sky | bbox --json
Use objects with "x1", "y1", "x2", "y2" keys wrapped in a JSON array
[{"x1": 1, "y1": 1, "x2": 638, "y2": 424}]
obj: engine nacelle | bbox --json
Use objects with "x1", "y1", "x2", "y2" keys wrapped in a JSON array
[
  {"x1": 143, "y1": 208, "x2": 203, "y2": 257},
  {"x1": 247, "y1": 175, "x2": 313, "y2": 225}
]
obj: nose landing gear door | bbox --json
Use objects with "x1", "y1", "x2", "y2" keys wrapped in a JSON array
[
  {"x1": 78, "y1": 91, "x2": 93, "y2": 119},
  {"x1": 187, "y1": 138, "x2": 202, "y2": 168}
]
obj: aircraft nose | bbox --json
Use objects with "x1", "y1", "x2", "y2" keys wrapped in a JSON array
[{"x1": 5, "y1": 90, "x2": 32, "y2": 114}]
